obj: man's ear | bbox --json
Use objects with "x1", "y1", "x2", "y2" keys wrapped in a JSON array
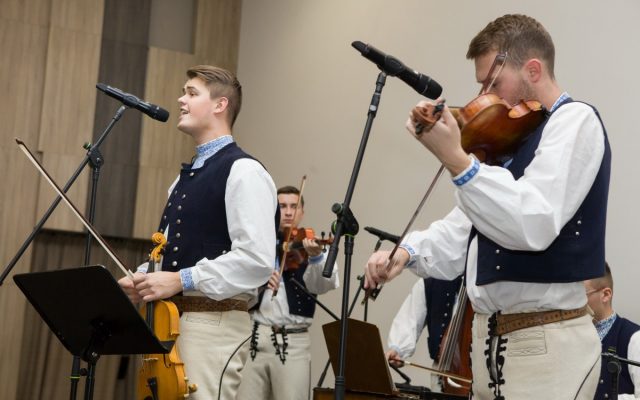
[
  {"x1": 602, "y1": 287, "x2": 613, "y2": 304},
  {"x1": 214, "y1": 97, "x2": 229, "y2": 115},
  {"x1": 523, "y1": 58, "x2": 542, "y2": 83}
]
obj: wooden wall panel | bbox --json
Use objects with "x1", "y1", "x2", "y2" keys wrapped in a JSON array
[
  {"x1": 37, "y1": 0, "x2": 104, "y2": 231},
  {"x1": 133, "y1": 47, "x2": 198, "y2": 238},
  {"x1": 91, "y1": 0, "x2": 151, "y2": 238},
  {"x1": 0, "y1": 0, "x2": 51, "y2": 26},
  {"x1": 194, "y1": 0, "x2": 242, "y2": 69},
  {"x1": 0, "y1": 14, "x2": 50, "y2": 400}
]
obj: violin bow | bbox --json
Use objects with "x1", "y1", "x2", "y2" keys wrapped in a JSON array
[
  {"x1": 15, "y1": 138, "x2": 135, "y2": 279},
  {"x1": 363, "y1": 164, "x2": 445, "y2": 303},
  {"x1": 272, "y1": 174, "x2": 307, "y2": 298}
]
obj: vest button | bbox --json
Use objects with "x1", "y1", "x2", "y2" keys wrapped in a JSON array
[
  {"x1": 174, "y1": 190, "x2": 178, "y2": 195},
  {"x1": 177, "y1": 205, "x2": 182, "y2": 210},
  {"x1": 441, "y1": 323, "x2": 446, "y2": 327},
  {"x1": 446, "y1": 303, "x2": 450, "y2": 307},
  {"x1": 575, "y1": 231, "x2": 580, "y2": 236},
  {"x1": 182, "y1": 194, "x2": 187, "y2": 199},
  {"x1": 444, "y1": 313, "x2": 448, "y2": 317},
  {"x1": 496, "y1": 265, "x2": 501, "y2": 270},
  {"x1": 577, "y1": 220, "x2": 582, "y2": 225},
  {"x1": 176, "y1": 219, "x2": 182, "y2": 224},
  {"x1": 604, "y1": 394, "x2": 609, "y2": 398},
  {"x1": 495, "y1": 249, "x2": 500, "y2": 254},
  {"x1": 222, "y1": 250, "x2": 227, "y2": 254},
  {"x1": 163, "y1": 215, "x2": 167, "y2": 220},
  {"x1": 173, "y1": 246, "x2": 179, "y2": 252},
  {"x1": 176, "y1": 233, "x2": 181, "y2": 238},
  {"x1": 171, "y1": 261, "x2": 178, "y2": 267},
  {"x1": 600, "y1": 379, "x2": 604, "y2": 384},
  {"x1": 189, "y1": 172, "x2": 195, "y2": 177},
  {"x1": 168, "y1": 202, "x2": 172, "y2": 207}
]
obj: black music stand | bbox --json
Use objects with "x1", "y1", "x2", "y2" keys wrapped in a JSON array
[{"x1": 13, "y1": 265, "x2": 171, "y2": 400}]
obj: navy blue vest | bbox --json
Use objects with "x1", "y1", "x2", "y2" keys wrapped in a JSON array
[
  {"x1": 474, "y1": 99, "x2": 611, "y2": 285},
  {"x1": 158, "y1": 143, "x2": 255, "y2": 272},
  {"x1": 282, "y1": 262, "x2": 317, "y2": 318},
  {"x1": 595, "y1": 316, "x2": 640, "y2": 399},
  {"x1": 424, "y1": 276, "x2": 463, "y2": 360}
]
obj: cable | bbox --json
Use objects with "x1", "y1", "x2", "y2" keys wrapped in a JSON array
[{"x1": 218, "y1": 335, "x2": 252, "y2": 400}]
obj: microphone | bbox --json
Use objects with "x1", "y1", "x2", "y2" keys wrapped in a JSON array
[
  {"x1": 364, "y1": 226, "x2": 401, "y2": 244},
  {"x1": 96, "y1": 83, "x2": 170, "y2": 122},
  {"x1": 351, "y1": 41, "x2": 443, "y2": 99}
]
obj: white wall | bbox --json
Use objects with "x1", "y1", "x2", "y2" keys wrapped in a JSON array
[{"x1": 236, "y1": 0, "x2": 640, "y2": 390}]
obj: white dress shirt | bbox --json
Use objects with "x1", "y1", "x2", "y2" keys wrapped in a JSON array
[
  {"x1": 252, "y1": 252, "x2": 339, "y2": 327},
  {"x1": 388, "y1": 279, "x2": 428, "y2": 360}
]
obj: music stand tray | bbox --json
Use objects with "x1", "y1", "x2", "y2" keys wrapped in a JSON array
[
  {"x1": 323, "y1": 318, "x2": 396, "y2": 396},
  {"x1": 13, "y1": 265, "x2": 170, "y2": 362}
]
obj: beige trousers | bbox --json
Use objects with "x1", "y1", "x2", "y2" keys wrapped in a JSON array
[
  {"x1": 236, "y1": 323, "x2": 312, "y2": 400},
  {"x1": 471, "y1": 313, "x2": 601, "y2": 400},
  {"x1": 176, "y1": 310, "x2": 252, "y2": 400}
]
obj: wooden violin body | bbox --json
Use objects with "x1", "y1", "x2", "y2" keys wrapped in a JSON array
[
  {"x1": 435, "y1": 296, "x2": 474, "y2": 396},
  {"x1": 138, "y1": 300, "x2": 195, "y2": 399},
  {"x1": 280, "y1": 227, "x2": 333, "y2": 271},
  {"x1": 412, "y1": 93, "x2": 546, "y2": 165}
]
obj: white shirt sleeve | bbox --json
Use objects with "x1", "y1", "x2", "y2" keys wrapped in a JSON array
[
  {"x1": 619, "y1": 330, "x2": 640, "y2": 399},
  {"x1": 387, "y1": 279, "x2": 428, "y2": 360},
  {"x1": 190, "y1": 158, "x2": 277, "y2": 300},
  {"x1": 302, "y1": 253, "x2": 340, "y2": 295},
  {"x1": 402, "y1": 206, "x2": 472, "y2": 281},
  {"x1": 455, "y1": 102, "x2": 605, "y2": 251}
]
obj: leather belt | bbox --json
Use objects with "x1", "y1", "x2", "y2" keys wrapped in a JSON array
[
  {"x1": 272, "y1": 326, "x2": 309, "y2": 334},
  {"x1": 169, "y1": 296, "x2": 248, "y2": 313},
  {"x1": 492, "y1": 305, "x2": 588, "y2": 336}
]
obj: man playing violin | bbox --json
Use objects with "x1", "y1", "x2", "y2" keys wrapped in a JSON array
[
  {"x1": 118, "y1": 65, "x2": 278, "y2": 400},
  {"x1": 237, "y1": 185, "x2": 339, "y2": 400},
  {"x1": 365, "y1": 14, "x2": 610, "y2": 399}
]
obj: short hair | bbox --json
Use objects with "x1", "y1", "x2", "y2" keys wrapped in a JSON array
[
  {"x1": 591, "y1": 262, "x2": 613, "y2": 291},
  {"x1": 186, "y1": 65, "x2": 243, "y2": 127},
  {"x1": 277, "y1": 185, "x2": 305, "y2": 208},
  {"x1": 467, "y1": 14, "x2": 556, "y2": 79}
]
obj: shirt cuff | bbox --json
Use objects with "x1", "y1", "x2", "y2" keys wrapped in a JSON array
[
  {"x1": 179, "y1": 268, "x2": 196, "y2": 291},
  {"x1": 308, "y1": 254, "x2": 325, "y2": 265},
  {"x1": 452, "y1": 155, "x2": 480, "y2": 186},
  {"x1": 400, "y1": 244, "x2": 416, "y2": 267}
]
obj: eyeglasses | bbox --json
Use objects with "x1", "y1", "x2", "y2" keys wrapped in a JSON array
[
  {"x1": 480, "y1": 52, "x2": 508, "y2": 95},
  {"x1": 585, "y1": 287, "x2": 604, "y2": 296}
]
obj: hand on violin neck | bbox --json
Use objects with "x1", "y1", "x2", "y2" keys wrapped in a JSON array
[
  {"x1": 302, "y1": 237, "x2": 322, "y2": 257},
  {"x1": 407, "y1": 103, "x2": 470, "y2": 176},
  {"x1": 135, "y1": 271, "x2": 183, "y2": 302}
]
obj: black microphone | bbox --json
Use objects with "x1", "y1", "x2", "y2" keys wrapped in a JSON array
[
  {"x1": 96, "y1": 83, "x2": 170, "y2": 122},
  {"x1": 352, "y1": 41, "x2": 443, "y2": 99},
  {"x1": 364, "y1": 226, "x2": 401, "y2": 244}
]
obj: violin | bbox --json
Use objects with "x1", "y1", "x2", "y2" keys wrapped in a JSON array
[
  {"x1": 412, "y1": 93, "x2": 546, "y2": 164},
  {"x1": 279, "y1": 227, "x2": 333, "y2": 271},
  {"x1": 137, "y1": 232, "x2": 197, "y2": 400}
]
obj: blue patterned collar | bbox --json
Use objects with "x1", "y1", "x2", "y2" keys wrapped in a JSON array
[
  {"x1": 549, "y1": 91, "x2": 571, "y2": 113},
  {"x1": 192, "y1": 135, "x2": 234, "y2": 169},
  {"x1": 595, "y1": 312, "x2": 617, "y2": 341}
]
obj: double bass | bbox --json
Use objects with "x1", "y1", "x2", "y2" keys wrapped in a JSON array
[{"x1": 137, "y1": 232, "x2": 197, "y2": 399}]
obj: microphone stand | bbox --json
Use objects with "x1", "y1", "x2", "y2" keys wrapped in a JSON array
[
  {"x1": 0, "y1": 105, "x2": 128, "y2": 400},
  {"x1": 321, "y1": 71, "x2": 387, "y2": 400},
  {"x1": 602, "y1": 351, "x2": 640, "y2": 399}
]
